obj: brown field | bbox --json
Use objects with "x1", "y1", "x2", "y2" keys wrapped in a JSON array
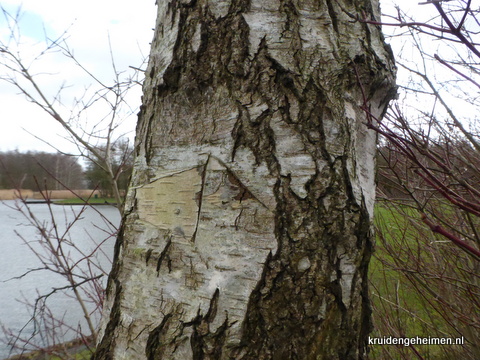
[{"x1": 0, "y1": 189, "x2": 101, "y2": 200}]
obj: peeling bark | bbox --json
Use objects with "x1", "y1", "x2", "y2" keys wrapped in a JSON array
[{"x1": 93, "y1": 0, "x2": 395, "y2": 359}]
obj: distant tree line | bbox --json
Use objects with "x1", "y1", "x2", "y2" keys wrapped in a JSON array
[
  {"x1": 0, "y1": 149, "x2": 133, "y2": 196},
  {"x1": 0, "y1": 151, "x2": 85, "y2": 190}
]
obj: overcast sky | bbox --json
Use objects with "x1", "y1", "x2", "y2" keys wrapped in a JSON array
[
  {"x1": 0, "y1": 0, "x2": 425, "y2": 154},
  {"x1": 0, "y1": 0, "x2": 157, "y2": 153}
]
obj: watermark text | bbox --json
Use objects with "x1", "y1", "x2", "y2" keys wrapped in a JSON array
[{"x1": 368, "y1": 336, "x2": 464, "y2": 347}]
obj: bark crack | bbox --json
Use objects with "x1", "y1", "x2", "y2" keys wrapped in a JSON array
[
  {"x1": 326, "y1": 0, "x2": 340, "y2": 33},
  {"x1": 188, "y1": 288, "x2": 231, "y2": 360},
  {"x1": 191, "y1": 155, "x2": 210, "y2": 243},
  {"x1": 157, "y1": 236, "x2": 173, "y2": 275},
  {"x1": 146, "y1": 313, "x2": 174, "y2": 360}
]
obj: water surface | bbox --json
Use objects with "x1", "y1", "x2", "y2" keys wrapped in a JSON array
[{"x1": 0, "y1": 200, "x2": 120, "y2": 359}]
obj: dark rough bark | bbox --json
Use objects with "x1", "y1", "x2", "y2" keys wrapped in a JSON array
[{"x1": 93, "y1": 0, "x2": 395, "y2": 359}]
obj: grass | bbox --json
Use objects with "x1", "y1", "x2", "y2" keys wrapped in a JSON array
[
  {"x1": 53, "y1": 197, "x2": 117, "y2": 205},
  {"x1": 50, "y1": 349, "x2": 92, "y2": 359},
  {"x1": 6, "y1": 345, "x2": 93, "y2": 360},
  {"x1": 369, "y1": 202, "x2": 475, "y2": 359}
]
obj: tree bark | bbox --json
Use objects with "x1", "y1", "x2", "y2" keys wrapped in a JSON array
[{"x1": 93, "y1": 0, "x2": 395, "y2": 359}]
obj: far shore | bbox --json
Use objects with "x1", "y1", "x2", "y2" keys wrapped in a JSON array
[{"x1": 0, "y1": 189, "x2": 101, "y2": 201}]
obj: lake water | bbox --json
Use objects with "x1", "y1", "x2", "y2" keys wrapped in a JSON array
[{"x1": 0, "y1": 200, "x2": 121, "y2": 359}]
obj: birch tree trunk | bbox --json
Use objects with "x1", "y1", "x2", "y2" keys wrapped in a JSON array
[{"x1": 93, "y1": 0, "x2": 395, "y2": 358}]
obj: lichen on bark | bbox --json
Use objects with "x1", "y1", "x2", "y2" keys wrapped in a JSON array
[{"x1": 93, "y1": 0, "x2": 395, "y2": 359}]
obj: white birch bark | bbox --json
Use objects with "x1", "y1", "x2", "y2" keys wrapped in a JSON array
[{"x1": 94, "y1": 0, "x2": 395, "y2": 359}]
